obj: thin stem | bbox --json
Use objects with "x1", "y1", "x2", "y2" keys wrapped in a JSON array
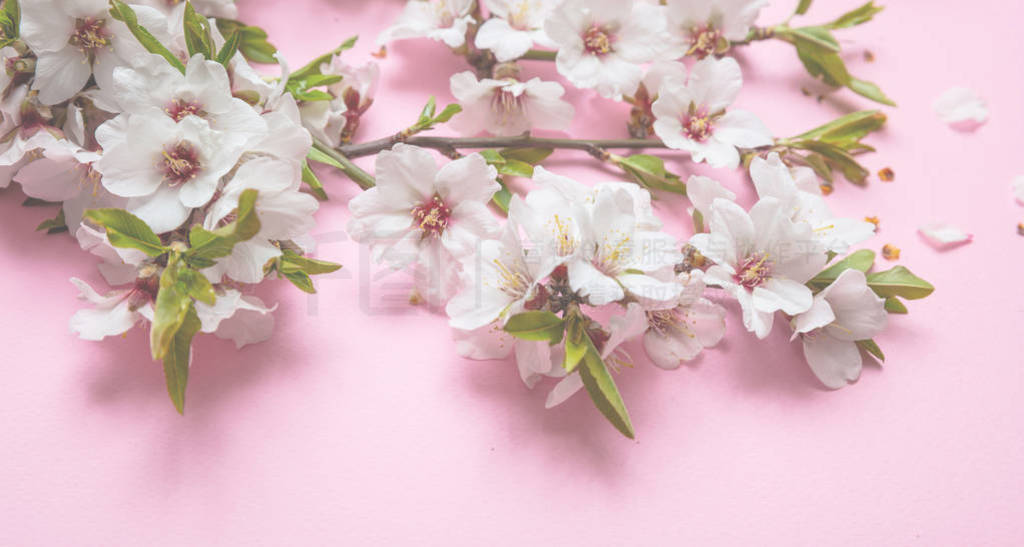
[
  {"x1": 519, "y1": 49, "x2": 557, "y2": 61},
  {"x1": 312, "y1": 141, "x2": 375, "y2": 189},
  {"x1": 337, "y1": 135, "x2": 668, "y2": 159}
]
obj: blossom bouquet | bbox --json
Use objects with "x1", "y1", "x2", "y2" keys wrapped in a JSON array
[{"x1": 3, "y1": 0, "x2": 937, "y2": 438}]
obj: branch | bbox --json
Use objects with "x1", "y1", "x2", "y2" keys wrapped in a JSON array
[{"x1": 337, "y1": 135, "x2": 669, "y2": 159}]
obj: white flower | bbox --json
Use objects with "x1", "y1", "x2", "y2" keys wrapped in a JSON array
[
  {"x1": 652, "y1": 56, "x2": 772, "y2": 168},
  {"x1": 347, "y1": 144, "x2": 501, "y2": 306},
  {"x1": 475, "y1": 0, "x2": 557, "y2": 62},
  {"x1": 690, "y1": 196, "x2": 828, "y2": 339},
  {"x1": 918, "y1": 222, "x2": 972, "y2": 250},
  {"x1": 75, "y1": 223, "x2": 146, "y2": 286},
  {"x1": 933, "y1": 86, "x2": 988, "y2": 129},
  {"x1": 545, "y1": 302, "x2": 648, "y2": 408},
  {"x1": 665, "y1": 0, "x2": 767, "y2": 58},
  {"x1": 750, "y1": 153, "x2": 875, "y2": 253},
  {"x1": 202, "y1": 158, "x2": 319, "y2": 284},
  {"x1": 791, "y1": 269, "x2": 887, "y2": 389},
  {"x1": 642, "y1": 270, "x2": 726, "y2": 369},
  {"x1": 136, "y1": 0, "x2": 237, "y2": 18},
  {"x1": 194, "y1": 289, "x2": 276, "y2": 349},
  {"x1": 686, "y1": 174, "x2": 736, "y2": 223},
  {"x1": 567, "y1": 187, "x2": 682, "y2": 307},
  {"x1": 446, "y1": 217, "x2": 553, "y2": 331},
  {"x1": 449, "y1": 71, "x2": 574, "y2": 136},
  {"x1": 21, "y1": 0, "x2": 162, "y2": 105},
  {"x1": 111, "y1": 53, "x2": 267, "y2": 147},
  {"x1": 13, "y1": 137, "x2": 123, "y2": 233},
  {"x1": 453, "y1": 322, "x2": 566, "y2": 389},
  {"x1": 95, "y1": 113, "x2": 246, "y2": 233},
  {"x1": 544, "y1": 0, "x2": 667, "y2": 99},
  {"x1": 1013, "y1": 176, "x2": 1024, "y2": 206},
  {"x1": 299, "y1": 59, "x2": 380, "y2": 147},
  {"x1": 378, "y1": 0, "x2": 476, "y2": 48},
  {"x1": 69, "y1": 275, "x2": 155, "y2": 341}
]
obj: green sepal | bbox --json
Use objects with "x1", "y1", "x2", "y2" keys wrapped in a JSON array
[{"x1": 83, "y1": 208, "x2": 167, "y2": 257}]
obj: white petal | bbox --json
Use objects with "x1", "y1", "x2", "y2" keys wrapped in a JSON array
[
  {"x1": 452, "y1": 323, "x2": 515, "y2": 360},
  {"x1": 686, "y1": 175, "x2": 736, "y2": 219},
  {"x1": 212, "y1": 295, "x2": 276, "y2": 349},
  {"x1": 933, "y1": 86, "x2": 988, "y2": 127},
  {"x1": 1014, "y1": 175, "x2": 1024, "y2": 206},
  {"x1": 568, "y1": 259, "x2": 624, "y2": 306},
  {"x1": 126, "y1": 185, "x2": 190, "y2": 234},
  {"x1": 752, "y1": 277, "x2": 814, "y2": 315},
  {"x1": 714, "y1": 109, "x2": 772, "y2": 148},
  {"x1": 435, "y1": 153, "x2": 500, "y2": 204},
  {"x1": 514, "y1": 340, "x2": 554, "y2": 389},
  {"x1": 545, "y1": 372, "x2": 584, "y2": 408},
  {"x1": 918, "y1": 222, "x2": 973, "y2": 249},
  {"x1": 33, "y1": 48, "x2": 91, "y2": 105},
  {"x1": 802, "y1": 335, "x2": 862, "y2": 389}
]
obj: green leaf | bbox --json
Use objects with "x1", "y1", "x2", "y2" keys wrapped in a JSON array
[
  {"x1": 179, "y1": 267, "x2": 216, "y2": 306},
  {"x1": 794, "y1": 140, "x2": 868, "y2": 184},
  {"x1": 162, "y1": 304, "x2": 201, "y2": 414},
  {"x1": 795, "y1": 38, "x2": 849, "y2": 87},
  {"x1": 150, "y1": 258, "x2": 192, "y2": 360},
  {"x1": 110, "y1": 0, "x2": 186, "y2": 73},
  {"x1": 301, "y1": 160, "x2": 329, "y2": 201},
  {"x1": 491, "y1": 180, "x2": 512, "y2": 214},
  {"x1": 828, "y1": 1, "x2": 884, "y2": 29},
  {"x1": 215, "y1": 19, "x2": 278, "y2": 64},
  {"x1": 433, "y1": 103, "x2": 462, "y2": 123},
  {"x1": 35, "y1": 208, "x2": 67, "y2": 234},
  {"x1": 788, "y1": 26, "x2": 840, "y2": 53},
  {"x1": 856, "y1": 339, "x2": 885, "y2": 362},
  {"x1": 866, "y1": 266, "x2": 935, "y2": 300},
  {"x1": 283, "y1": 270, "x2": 315, "y2": 293},
  {"x1": 288, "y1": 36, "x2": 357, "y2": 83},
  {"x1": 795, "y1": 0, "x2": 813, "y2": 15},
  {"x1": 307, "y1": 146, "x2": 346, "y2": 170},
  {"x1": 794, "y1": 110, "x2": 886, "y2": 144},
  {"x1": 807, "y1": 249, "x2": 875, "y2": 290},
  {"x1": 83, "y1": 208, "x2": 167, "y2": 257},
  {"x1": 503, "y1": 311, "x2": 566, "y2": 344},
  {"x1": 280, "y1": 251, "x2": 342, "y2": 275},
  {"x1": 215, "y1": 29, "x2": 241, "y2": 66},
  {"x1": 418, "y1": 96, "x2": 437, "y2": 122},
  {"x1": 2, "y1": 0, "x2": 20, "y2": 38},
  {"x1": 186, "y1": 189, "x2": 261, "y2": 261},
  {"x1": 183, "y1": 2, "x2": 215, "y2": 59},
  {"x1": 479, "y1": 149, "x2": 505, "y2": 165},
  {"x1": 848, "y1": 78, "x2": 896, "y2": 107},
  {"x1": 562, "y1": 314, "x2": 588, "y2": 373},
  {"x1": 499, "y1": 147, "x2": 553, "y2": 165},
  {"x1": 579, "y1": 349, "x2": 635, "y2": 439},
  {"x1": 495, "y1": 158, "x2": 534, "y2": 178},
  {"x1": 884, "y1": 297, "x2": 908, "y2": 314},
  {"x1": 617, "y1": 154, "x2": 687, "y2": 195}
]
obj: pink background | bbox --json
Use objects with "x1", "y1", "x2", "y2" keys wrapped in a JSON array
[{"x1": 2, "y1": 0, "x2": 1023, "y2": 544}]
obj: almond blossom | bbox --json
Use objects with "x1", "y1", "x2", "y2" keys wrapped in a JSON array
[
  {"x1": 690, "y1": 196, "x2": 827, "y2": 339},
  {"x1": 664, "y1": 0, "x2": 767, "y2": 59},
  {"x1": 933, "y1": 86, "x2": 988, "y2": 130},
  {"x1": 378, "y1": 0, "x2": 476, "y2": 49},
  {"x1": 299, "y1": 57, "x2": 380, "y2": 147},
  {"x1": 21, "y1": 0, "x2": 162, "y2": 105},
  {"x1": 449, "y1": 71, "x2": 574, "y2": 136},
  {"x1": 475, "y1": 0, "x2": 558, "y2": 62},
  {"x1": 346, "y1": 144, "x2": 501, "y2": 307},
  {"x1": 791, "y1": 269, "x2": 887, "y2": 389},
  {"x1": 642, "y1": 270, "x2": 727, "y2": 369},
  {"x1": 652, "y1": 56, "x2": 772, "y2": 168},
  {"x1": 544, "y1": 0, "x2": 668, "y2": 99}
]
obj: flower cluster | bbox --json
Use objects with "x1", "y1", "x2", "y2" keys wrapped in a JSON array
[{"x1": 2, "y1": 0, "x2": 342, "y2": 411}]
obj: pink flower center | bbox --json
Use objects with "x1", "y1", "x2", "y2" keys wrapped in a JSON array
[
  {"x1": 583, "y1": 24, "x2": 614, "y2": 56},
  {"x1": 490, "y1": 88, "x2": 524, "y2": 120},
  {"x1": 687, "y1": 24, "x2": 723, "y2": 59},
  {"x1": 161, "y1": 142, "x2": 202, "y2": 186},
  {"x1": 734, "y1": 253, "x2": 773, "y2": 289},
  {"x1": 646, "y1": 308, "x2": 688, "y2": 337},
  {"x1": 681, "y1": 105, "x2": 715, "y2": 142},
  {"x1": 165, "y1": 98, "x2": 204, "y2": 122},
  {"x1": 69, "y1": 17, "x2": 111, "y2": 56},
  {"x1": 411, "y1": 195, "x2": 451, "y2": 237}
]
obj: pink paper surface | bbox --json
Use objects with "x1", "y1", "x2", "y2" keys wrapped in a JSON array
[{"x1": 2, "y1": 1, "x2": 1023, "y2": 544}]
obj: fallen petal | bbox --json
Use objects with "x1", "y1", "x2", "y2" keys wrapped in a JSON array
[
  {"x1": 933, "y1": 87, "x2": 988, "y2": 131},
  {"x1": 918, "y1": 222, "x2": 973, "y2": 249},
  {"x1": 1013, "y1": 176, "x2": 1024, "y2": 206}
]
